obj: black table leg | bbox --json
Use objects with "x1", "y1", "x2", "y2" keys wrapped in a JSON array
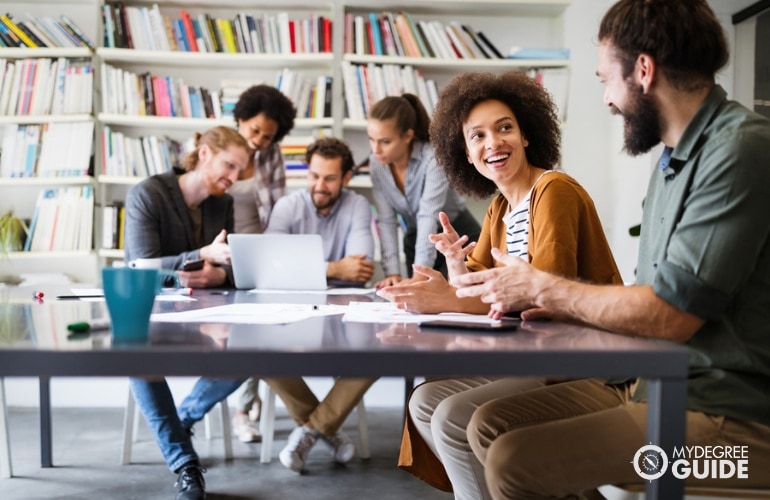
[{"x1": 39, "y1": 377, "x2": 52, "y2": 468}]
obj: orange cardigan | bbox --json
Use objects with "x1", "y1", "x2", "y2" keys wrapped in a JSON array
[{"x1": 398, "y1": 171, "x2": 622, "y2": 491}]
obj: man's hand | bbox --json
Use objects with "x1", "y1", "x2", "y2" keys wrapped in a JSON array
[
  {"x1": 374, "y1": 274, "x2": 404, "y2": 289},
  {"x1": 327, "y1": 254, "x2": 374, "y2": 284},
  {"x1": 377, "y1": 265, "x2": 489, "y2": 314},
  {"x1": 453, "y1": 248, "x2": 548, "y2": 319},
  {"x1": 199, "y1": 229, "x2": 231, "y2": 265},
  {"x1": 177, "y1": 261, "x2": 228, "y2": 288}
]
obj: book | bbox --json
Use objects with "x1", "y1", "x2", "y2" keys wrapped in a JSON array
[
  {"x1": 475, "y1": 31, "x2": 504, "y2": 59},
  {"x1": 461, "y1": 24, "x2": 491, "y2": 59},
  {"x1": 60, "y1": 15, "x2": 94, "y2": 49},
  {"x1": 368, "y1": 13, "x2": 383, "y2": 56},
  {"x1": 1, "y1": 15, "x2": 37, "y2": 47},
  {"x1": 0, "y1": 17, "x2": 24, "y2": 47},
  {"x1": 179, "y1": 10, "x2": 199, "y2": 52},
  {"x1": 16, "y1": 22, "x2": 47, "y2": 48},
  {"x1": 402, "y1": 11, "x2": 429, "y2": 57}
]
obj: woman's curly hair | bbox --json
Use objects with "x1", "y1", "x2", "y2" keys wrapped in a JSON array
[{"x1": 429, "y1": 71, "x2": 561, "y2": 198}]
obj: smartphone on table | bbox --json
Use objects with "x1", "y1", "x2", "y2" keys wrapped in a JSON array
[
  {"x1": 182, "y1": 258, "x2": 205, "y2": 271},
  {"x1": 418, "y1": 319, "x2": 518, "y2": 334}
]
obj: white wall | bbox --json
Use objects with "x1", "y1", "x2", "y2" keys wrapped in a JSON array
[{"x1": 4, "y1": 0, "x2": 758, "y2": 409}]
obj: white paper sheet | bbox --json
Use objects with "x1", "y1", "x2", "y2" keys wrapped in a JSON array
[
  {"x1": 247, "y1": 287, "x2": 376, "y2": 295},
  {"x1": 150, "y1": 303, "x2": 347, "y2": 324}
]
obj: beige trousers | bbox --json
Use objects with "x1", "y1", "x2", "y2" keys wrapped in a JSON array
[
  {"x1": 264, "y1": 377, "x2": 376, "y2": 435},
  {"x1": 468, "y1": 378, "x2": 770, "y2": 499}
]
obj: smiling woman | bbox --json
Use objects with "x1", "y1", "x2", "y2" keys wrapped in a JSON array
[{"x1": 389, "y1": 71, "x2": 622, "y2": 499}]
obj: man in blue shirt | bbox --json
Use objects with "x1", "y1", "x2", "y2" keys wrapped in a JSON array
[
  {"x1": 172, "y1": 138, "x2": 376, "y2": 482},
  {"x1": 263, "y1": 137, "x2": 377, "y2": 473},
  {"x1": 452, "y1": 0, "x2": 770, "y2": 497},
  {"x1": 266, "y1": 137, "x2": 374, "y2": 285}
]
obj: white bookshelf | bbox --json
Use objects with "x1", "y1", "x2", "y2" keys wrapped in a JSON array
[{"x1": 1, "y1": 0, "x2": 571, "y2": 281}]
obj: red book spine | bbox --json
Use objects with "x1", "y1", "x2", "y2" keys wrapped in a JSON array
[
  {"x1": 366, "y1": 19, "x2": 374, "y2": 56},
  {"x1": 179, "y1": 10, "x2": 199, "y2": 52},
  {"x1": 323, "y1": 18, "x2": 332, "y2": 53},
  {"x1": 288, "y1": 20, "x2": 296, "y2": 53}
]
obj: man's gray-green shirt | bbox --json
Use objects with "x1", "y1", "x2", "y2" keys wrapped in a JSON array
[{"x1": 635, "y1": 85, "x2": 770, "y2": 426}]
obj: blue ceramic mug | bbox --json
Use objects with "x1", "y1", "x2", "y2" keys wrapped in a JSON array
[{"x1": 102, "y1": 267, "x2": 176, "y2": 342}]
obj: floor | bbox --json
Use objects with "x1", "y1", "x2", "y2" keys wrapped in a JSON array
[{"x1": 1, "y1": 406, "x2": 452, "y2": 500}]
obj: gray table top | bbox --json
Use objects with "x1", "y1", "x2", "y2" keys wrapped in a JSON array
[{"x1": 0, "y1": 285, "x2": 690, "y2": 380}]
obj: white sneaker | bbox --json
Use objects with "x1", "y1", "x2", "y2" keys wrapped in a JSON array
[
  {"x1": 279, "y1": 426, "x2": 319, "y2": 472},
  {"x1": 232, "y1": 412, "x2": 261, "y2": 443},
  {"x1": 321, "y1": 431, "x2": 355, "y2": 464},
  {"x1": 248, "y1": 398, "x2": 262, "y2": 422}
]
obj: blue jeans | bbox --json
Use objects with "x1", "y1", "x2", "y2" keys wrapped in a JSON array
[{"x1": 129, "y1": 377, "x2": 245, "y2": 472}]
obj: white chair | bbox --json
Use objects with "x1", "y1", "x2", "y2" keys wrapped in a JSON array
[
  {"x1": 1, "y1": 377, "x2": 12, "y2": 478},
  {"x1": 120, "y1": 388, "x2": 232, "y2": 465},
  {"x1": 599, "y1": 484, "x2": 770, "y2": 499},
  {"x1": 258, "y1": 384, "x2": 370, "y2": 464}
]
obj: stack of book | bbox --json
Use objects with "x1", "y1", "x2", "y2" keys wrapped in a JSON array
[
  {"x1": 275, "y1": 69, "x2": 332, "y2": 119},
  {"x1": 344, "y1": 11, "x2": 503, "y2": 60},
  {"x1": 0, "y1": 121, "x2": 94, "y2": 178},
  {"x1": 25, "y1": 186, "x2": 94, "y2": 252},
  {"x1": 341, "y1": 61, "x2": 438, "y2": 120},
  {"x1": 0, "y1": 13, "x2": 93, "y2": 48},
  {"x1": 102, "y1": 5, "x2": 332, "y2": 54},
  {"x1": 219, "y1": 79, "x2": 257, "y2": 120},
  {"x1": 0, "y1": 57, "x2": 93, "y2": 116},
  {"x1": 280, "y1": 137, "x2": 315, "y2": 178},
  {"x1": 100, "y1": 126, "x2": 183, "y2": 177},
  {"x1": 101, "y1": 201, "x2": 125, "y2": 250},
  {"x1": 100, "y1": 63, "x2": 221, "y2": 119}
]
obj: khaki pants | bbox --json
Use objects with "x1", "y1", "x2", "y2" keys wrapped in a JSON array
[
  {"x1": 468, "y1": 378, "x2": 770, "y2": 499},
  {"x1": 264, "y1": 377, "x2": 376, "y2": 435}
]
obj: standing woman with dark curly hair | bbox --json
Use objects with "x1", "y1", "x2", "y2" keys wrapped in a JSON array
[
  {"x1": 226, "y1": 84, "x2": 296, "y2": 442},
  {"x1": 229, "y1": 84, "x2": 296, "y2": 235},
  {"x1": 390, "y1": 71, "x2": 622, "y2": 499},
  {"x1": 367, "y1": 94, "x2": 481, "y2": 288}
]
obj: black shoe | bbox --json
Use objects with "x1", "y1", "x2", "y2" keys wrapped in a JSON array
[{"x1": 175, "y1": 464, "x2": 206, "y2": 500}]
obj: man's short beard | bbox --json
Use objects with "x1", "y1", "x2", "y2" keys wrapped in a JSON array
[{"x1": 622, "y1": 83, "x2": 661, "y2": 156}]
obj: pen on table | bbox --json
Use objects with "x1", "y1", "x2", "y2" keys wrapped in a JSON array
[
  {"x1": 67, "y1": 318, "x2": 111, "y2": 334},
  {"x1": 57, "y1": 295, "x2": 104, "y2": 300},
  {"x1": 160, "y1": 287, "x2": 193, "y2": 296}
]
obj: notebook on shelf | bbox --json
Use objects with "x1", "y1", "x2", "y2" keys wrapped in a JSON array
[{"x1": 228, "y1": 233, "x2": 328, "y2": 291}]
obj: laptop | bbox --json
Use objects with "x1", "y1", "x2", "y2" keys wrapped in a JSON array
[{"x1": 228, "y1": 233, "x2": 328, "y2": 290}]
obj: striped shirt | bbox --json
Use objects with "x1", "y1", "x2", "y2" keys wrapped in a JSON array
[
  {"x1": 502, "y1": 171, "x2": 553, "y2": 260},
  {"x1": 503, "y1": 191, "x2": 531, "y2": 260}
]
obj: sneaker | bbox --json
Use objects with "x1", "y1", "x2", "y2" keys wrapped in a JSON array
[
  {"x1": 232, "y1": 412, "x2": 261, "y2": 443},
  {"x1": 279, "y1": 426, "x2": 318, "y2": 472},
  {"x1": 321, "y1": 431, "x2": 356, "y2": 464},
  {"x1": 248, "y1": 397, "x2": 262, "y2": 422},
  {"x1": 174, "y1": 463, "x2": 206, "y2": 500}
]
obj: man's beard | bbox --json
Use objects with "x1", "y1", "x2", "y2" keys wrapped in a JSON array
[
  {"x1": 617, "y1": 83, "x2": 661, "y2": 156},
  {"x1": 312, "y1": 189, "x2": 338, "y2": 211}
]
